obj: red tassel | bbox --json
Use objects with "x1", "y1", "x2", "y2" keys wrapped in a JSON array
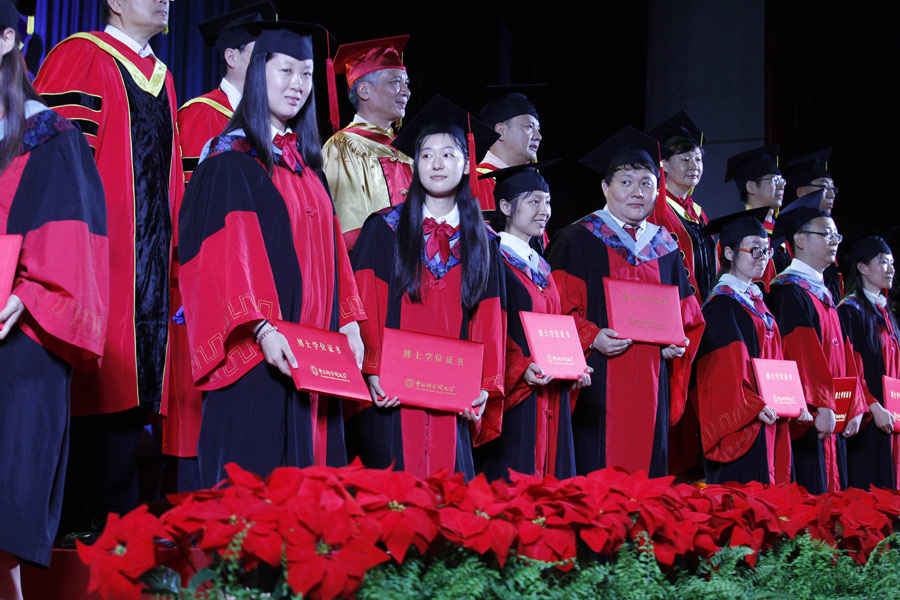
[
  {"x1": 326, "y1": 57, "x2": 340, "y2": 133},
  {"x1": 656, "y1": 141, "x2": 667, "y2": 210},
  {"x1": 467, "y1": 114, "x2": 478, "y2": 198}
]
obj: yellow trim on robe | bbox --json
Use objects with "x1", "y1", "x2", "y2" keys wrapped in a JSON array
[
  {"x1": 68, "y1": 32, "x2": 168, "y2": 97},
  {"x1": 179, "y1": 97, "x2": 234, "y2": 119}
]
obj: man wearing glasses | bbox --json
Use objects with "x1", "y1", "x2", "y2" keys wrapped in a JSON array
[
  {"x1": 767, "y1": 207, "x2": 867, "y2": 494},
  {"x1": 724, "y1": 145, "x2": 785, "y2": 290}
]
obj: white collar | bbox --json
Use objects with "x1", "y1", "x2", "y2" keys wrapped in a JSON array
[
  {"x1": 219, "y1": 78, "x2": 242, "y2": 111},
  {"x1": 498, "y1": 232, "x2": 534, "y2": 264},
  {"x1": 423, "y1": 203, "x2": 460, "y2": 228},
  {"x1": 104, "y1": 24, "x2": 155, "y2": 59},
  {"x1": 602, "y1": 207, "x2": 647, "y2": 235},
  {"x1": 481, "y1": 150, "x2": 510, "y2": 169},
  {"x1": 786, "y1": 258, "x2": 824, "y2": 283},
  {"x1": 0, "y1": 100, "x2": 47, "y2": 141},
  {"x1": 863, "y1": 287, "x2": 888, "y2": 309},
  {"x1": 270, "y1": 124, "x2": 293, "y2": 142},
  {"x1": 719, "y1": 273, "x2": 763, "y2": 299}
]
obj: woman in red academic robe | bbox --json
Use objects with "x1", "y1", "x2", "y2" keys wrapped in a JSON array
[
  {"x1": 347, "y1": 96, "x2": 505, "y2": 480},
  {"x1": 0, "y1": 4, "x2": 108, "y2": 594},
  {"x1": 473, "y1": 162, "x2": 589, "y2": 480},
  {"x1": 695, "y1": 213, "x2": 811, "y2": 485},
  {"x1": 177, "y1": 25, "x2": 366, "y2": 488},
  {"x1": 838, "y1": 236, "x2": 899, "y2": 489}
]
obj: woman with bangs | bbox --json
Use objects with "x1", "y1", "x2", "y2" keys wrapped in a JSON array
[
  {"x1": 347, "y1": 96, "x2": 505, "y2": 480},
  {"x1": 838, "y1": 235, "x2": 900, "y2": 489},
  {"x1": 177, "y1": 24, "x2": 366, "y2": 488}
]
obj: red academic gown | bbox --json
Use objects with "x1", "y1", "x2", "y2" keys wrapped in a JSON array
[
  {"x1": 177, "y1": 132, "x2": 365, "y2": 486},
  {"x1": 161, "y1": 88, "x2": 234, "y2": 461},
  {"x1": 473, "y1": 246, "x2": 576, "y2": 480},
  {"x1": 348, "y1": 204, "x2": 506, "y2": 480},
  {"x1": 694, "y1": 281, "x2": 792, "y2": 485},
  {"x1": 838, "y1": 293, "x2": 900, "y2": 489},
  {"x1": 0, "y1": 106, "x2": 108, "y2": 566},
  {"x1": 35, "y1": 31, "x2": 184, "y2": 416},
  {"x1": 547, "y1": 211, "x2": 705, "y2": 476},
  {"x1": 768, "y1": 272, "x2": 867, "y2": 493}
]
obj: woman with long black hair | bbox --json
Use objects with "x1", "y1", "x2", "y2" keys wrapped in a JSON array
[
  {"x1": 347, "y1": 96, "x2": 505, "y2": 480},
  {"x1": 838, "y1": 235, "x2": 899, "y2": 489},
  {"x1": 177, "y1": 24, "x2": 366, "y2": 488},
  {"x1": 0, "y1": 1, "x2": 108, "y2": 594}
]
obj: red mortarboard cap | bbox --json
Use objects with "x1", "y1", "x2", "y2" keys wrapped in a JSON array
[{"x1": 332, "y1": 34, "x2": 408, "y2": 87}]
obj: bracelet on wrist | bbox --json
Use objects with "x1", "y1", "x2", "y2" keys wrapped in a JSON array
[
  {"x1": 256, "y1": 323, "x2": 278, "y2": 344},
  {"x1": 253, "y1": 319, "x2": 269, "y2": 337}
]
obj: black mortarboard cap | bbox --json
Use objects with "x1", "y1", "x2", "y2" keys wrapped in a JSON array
[
  {"x1": 704, "y1": 207, "x2": 770, "y2": 248},
  {"x1": 390, "y1": 94, "x2": 498, "y2": 160},
  {"x1": 647, "y1": 110, "x2": 704, "y2": 150},
  {"x1": 842, "y1": 234, "x2": 893, "y2": 267},
  {"x1": 479, "y1": 159, "x2": 558, "y2": 201},
  {"x1": 724, "y1": 144, "x2": 780, "y2": 193},
  {"x1": 13, "y1": 0, "x2": 33, "y2": 16},
  {"x1": 0, "y1": 0, "x2": 19, "y2": 30},
  {"x1": 249, "y1": 21, "x2": 328, "y2": 62},
  {"x1": 772, "y1": 206, "x2": 830, "y2": 251},
  {"x1": 784, "y1": 147, "x2": 832, "y2": 190},
  {"x1": 580, "y1": 126, "x2": 672, "y2": 179},
  {"x1": 198, "y1": 1, "x2": 276, "y2": 55},
  {"x1": 474, "y1": 84, "x2": 545, "y2": 127},
  {"x1": 779, "y1": 189, "x2": 826, "y2": 216}
]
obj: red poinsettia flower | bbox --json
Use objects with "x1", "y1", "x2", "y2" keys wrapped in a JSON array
[
  {"x1": 437, "y1": 474, "x2": 518, "y2": 566},
  {"x1": 342, "y1": 468, "x2": 440, "y2": 562},
  {"x1": 77, "y1": 505, "x2": 168, "y2": 600}
]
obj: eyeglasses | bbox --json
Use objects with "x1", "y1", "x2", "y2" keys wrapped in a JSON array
[
  {"x1": 799, "y1": 230, "x2": 843, "y2": 243},
  {"x1": 738, "y1": 247, "x2": 776, "y2": 259},
  {"x1": 809, "y1": 183, "x2": 838, "y2": 195},
  {"x1": 757, "y1": 175, "x2": 787, "y2": 187}
]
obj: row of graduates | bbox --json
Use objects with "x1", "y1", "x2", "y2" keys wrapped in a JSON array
[{"x1": 646, "y1": 112, "x2": 900, "y2": 495}]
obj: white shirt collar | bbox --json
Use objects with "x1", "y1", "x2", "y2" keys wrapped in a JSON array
[
  {"x1": 0, "y1": 100, "x2": 47, "y2": 141},
  {"x1": 718, "y1": 273, "x2": 763, "y2": 300},
  {"x1": 863, "y1": 287, "x2": 888, "y2": 309},
  {"x1": 786, "y1": 258, "x2": 824, "y2": 283},
  {"x1": 219, "y1": 78, "x2": 242, "y2": 111},
  {"x1": 602, "y1": 207, "x2": 647, "y2": 236},
  {"x1": 482, "y1": 150, "x2": 510, "y2": 169},
  {"x1": 270, "y1": 124, "x2": 292, "y2": 142},
  {"x1": 498, "y1": 232, "x2": 534, "y2": 264},
  {"x1": 104, "y1": 24, "x2": 155, "y2": 59},
  {"x1": 423, "y1": 203, "x2": 460, "y2": 228}
]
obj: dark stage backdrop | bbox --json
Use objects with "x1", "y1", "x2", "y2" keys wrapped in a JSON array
[{"x1": 30, "y1": 1, "x2": 891, "y2": 246}]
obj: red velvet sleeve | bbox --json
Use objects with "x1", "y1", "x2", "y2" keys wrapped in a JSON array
[
  {"x1": 551, "y1": 269, "x2": 601, "y2": 353},
  {"x1": 781, "y1": 325, "x2": 836, "y2": 410},
  {"x1": 333, "y1": 215, "x2": 366, "y2": 327},
  {"x1": 670, "y1": 293, "x2": 705, "y2": 424}
]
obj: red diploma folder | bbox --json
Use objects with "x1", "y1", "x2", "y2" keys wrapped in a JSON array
[
  {"x1": 275, "y1": 320, "x2": 370, "y2": 402},
  {"x1": 883, "y1": 376, "x2": 900, "y2": 433},
  {"x1": 0, "y1": 234, "x2": 23, "y2": 304},
  {"x1": 379, "y1": 328, "x2": 483, "y2": 413},
  {"x1": 602, "y1": 278, "x2": 685, "y2": 346},
  {"x1": 519, "y1": 311, "x2": 588, "y2": 379},
  {"x1": 751, "y1": 358, "x2": 806, "y2": 418},
  {"x1": 832, "y1": 377, "x2": 857, "y2": 434}
]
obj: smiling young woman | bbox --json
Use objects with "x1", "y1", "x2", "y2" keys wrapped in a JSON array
[{"x1": 177, "y1": 24, "x2": 366, "y2": 487}]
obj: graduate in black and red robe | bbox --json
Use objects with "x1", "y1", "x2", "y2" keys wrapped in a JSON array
[
  {"x1": 347, "y1": 96, "x2": 505, "y2": 480},
  {"x1": 1, "y1": 2, "x2": 108, "y2": 583},
  {"x1": 694, "y1": 211, "x2": 811, "y2": 485},
  {"x1": 768, "y1": 207, "x2": 867, "y2": 494},
  {"x1": 838, "y1": 235, "x2": 900, "y2": 489},
  {"x1": 472, "y1": 162, "x2": 587, "y2": 481},
  {"x1": 547, "y1": 127, "x2": 705, "y2": 477},
  {"x1": 724, "y1": 145, "x2": 785, "y2": 292},
  {"x1": 177, "y1": 25, "x2": 366, "y2": 488},
  {"x1": 647, "y1": 111, "x2": 715, "y2": 303}
]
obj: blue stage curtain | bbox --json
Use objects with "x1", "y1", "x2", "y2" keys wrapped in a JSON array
[{"x1": 31, "y1": 0, "x2": 229, "y2": 103}]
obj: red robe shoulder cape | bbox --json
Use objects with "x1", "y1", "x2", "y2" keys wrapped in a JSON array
[
  {"x1": 178, "y1": 88, "x2": 233, "y2": 184},
  {"x1": 547, "y1": 211, "x2": 705, "y2": 477},
  {"x1": 694, "y1": 285, "x2": 791, "y2": 484},
  {"x1": 0, "y1": 106, "x2": 108, "y2": 368},
  {"x1": 348, "y1": 204, "x2": 506, "y2": 479},
  {"x1": 35, "y1": 31, "x2": 184, "y2": 416}
]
